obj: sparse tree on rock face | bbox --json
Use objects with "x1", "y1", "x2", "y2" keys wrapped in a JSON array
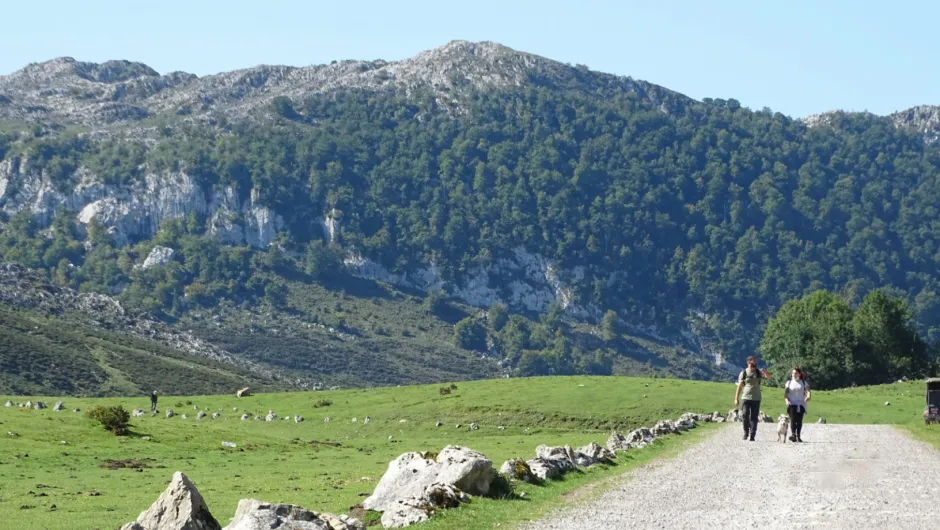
[{"x1": 601, "y1": 310, "x2": 620, "y2": 342}]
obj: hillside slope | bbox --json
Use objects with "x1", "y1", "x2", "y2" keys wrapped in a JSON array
[{"x1": 1, "y1": 40, "x2": 940, "y2": 390}]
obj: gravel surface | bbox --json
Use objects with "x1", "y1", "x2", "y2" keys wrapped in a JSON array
[{"x1": 520, "y1": 423, "x2": 940, "y2": 529}]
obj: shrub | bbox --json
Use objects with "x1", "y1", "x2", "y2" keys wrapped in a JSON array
[
  {"x1": 439, "y1": 387, "x2": 451, "y2": 395},
  {"x1": 315, "y1": 399, "x2": 333, "y2": 408},
  {"x1": 86, "y1": 405, "x2": 131, "y2": 435}
]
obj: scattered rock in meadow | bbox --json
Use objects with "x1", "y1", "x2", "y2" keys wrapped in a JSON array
[
  {"x1": 196, "y1": 411, "x2": 207, "y2": 420},
  {"x1": 166, "y1": 409, "x2": 176, "y2": 419},
  {"x1": 817, "y1": 418, "x2": 827, "y2": 424},
  {"x1": 240, "y1": 414, "x2": 249, "y2": 421},
  {"x1": 133, "y1": 409, "x2": 145, "y2": 418},
  {"x1": 294, "y1": 415, "x2": 304, "y2": 423},
  {"x1": 53, "y1": 401, "x2": 65, "y2": 411},
  {"x1": 118, "y1": 471, "x2": 221, "y2": 530}
]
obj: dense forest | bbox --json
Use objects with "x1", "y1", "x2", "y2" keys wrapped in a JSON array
[{"x1": 3, "y1": 80, "x2": 940, "y2": 376}]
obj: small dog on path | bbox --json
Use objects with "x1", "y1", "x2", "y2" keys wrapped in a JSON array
[{"x1": 776, "y1": 414, "x2": 790, "y2": 443}]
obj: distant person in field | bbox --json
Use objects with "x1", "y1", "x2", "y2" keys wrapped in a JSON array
[
  {"x1": 734, "y1": 355, "x2": 770, "y2": 441},
  {"x1": 150, "y1": 390, "x2": 158, "y2": 413},
  {"x1": 784, "y1": 367, "x2": 811, "y2": 442}
]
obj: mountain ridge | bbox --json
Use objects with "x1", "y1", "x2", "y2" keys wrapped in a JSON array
[{"x1": 3, "y1": 40, "x2": 937, "y2": 133}]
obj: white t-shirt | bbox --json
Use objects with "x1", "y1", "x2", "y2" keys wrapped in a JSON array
[{"x1": 786, "y1": 378, "x2": 808, "y2": 406}]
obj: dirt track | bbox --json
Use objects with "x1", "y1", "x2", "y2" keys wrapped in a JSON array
[{"x1": 520, "y1": 423, "x2": 940, "y2": 529}]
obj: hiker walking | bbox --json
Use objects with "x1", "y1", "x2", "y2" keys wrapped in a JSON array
[
  {"x1": 150, "y1": 390, "x2": 158, "y2": 413},
  {"x1": 734, "y1": 355, "x2": 770, "y2": 441},
  {"x1": 784, "y1": 368, "x2": 811, "y2": 442}
]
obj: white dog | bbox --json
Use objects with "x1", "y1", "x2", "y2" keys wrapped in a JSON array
[{"x1": 776, "y1": 414, "x2": 790, "y2": 443}]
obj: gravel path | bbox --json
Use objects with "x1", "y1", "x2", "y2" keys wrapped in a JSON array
[{"x1": 520, "y1": 423, "x2": 940, "y2": 529}]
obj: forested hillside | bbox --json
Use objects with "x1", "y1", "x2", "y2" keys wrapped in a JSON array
[{"x1": 1, "y1": 41, "x2": 939, "y2": 389}]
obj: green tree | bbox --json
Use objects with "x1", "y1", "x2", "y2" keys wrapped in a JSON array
[
  {"x1": 600, "y1": 310, "x2": 620, "y2": 342},
  {"x1": 759, "y1": 290, "x2": 857, "y2": 390},
  {"x1": 304, "y1": 240, "x2": 342, "y2": 280},
  {"x1": 263, "y1": 280, "x2": 289, "y2": 308},
  {"x1": 454, "y1": 317, "x2": 487, "y2": 351},
  {"x1": 517, "y1": 350, "x2": 550, "y2": 376},
  {"x1": 852, "y1": 289, "x2": 931, "y2": 381},
  {"x1": 423, "y1": 290, "x2": 447, "y2": 316},
  {"x1": 488, "y1": 302, "x2": 509, "y2": 332}
]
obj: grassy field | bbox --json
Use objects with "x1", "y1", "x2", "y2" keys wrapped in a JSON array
[{"x1": 1, "y1": 376, "x2": 937, "y2": 530}]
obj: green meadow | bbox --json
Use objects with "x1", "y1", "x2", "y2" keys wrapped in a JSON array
[{"x1": 1, "y1": 376, "x2": 937, "y2": 529}]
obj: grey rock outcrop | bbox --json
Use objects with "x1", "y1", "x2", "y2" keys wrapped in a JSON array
[
  {"x1": 119, "y1": 471, "x2": 220, "y2": 530},
  {"x1": 222, "y1": 499, "x2": 363, "y2": 530},
  {"x1": 196, "y1": 411, "x2": 206, "y2": 420},
  {"x1": 363, "y1": 446, "x2": 497, "y2": 513},
  {"x1": 140, "y1": 246, "x2": 175, "y2": 269},
  {"x1": 53, "y1": 401, "x2": 65, "y2": 411},
  {"x1": 165, "y1": 409, "x2": 175, "y2": 418},
  {"x1": 33, "y1": 401, "x2": 47, "y2": 410},
  {"x1": 4, "y1": 401, "x2": 12, "y2": 407}
]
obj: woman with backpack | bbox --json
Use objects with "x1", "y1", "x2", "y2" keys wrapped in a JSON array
[{"x1": 784, "y1": 368, "x2": 811, "y2": 442}]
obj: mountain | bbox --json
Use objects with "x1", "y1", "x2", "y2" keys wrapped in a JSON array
[
  {"x1": 0, "y1": 41, "x2": 688, "y2": 128},
  {"x1": 1, "y1": 41, "x2": 939, "y2": 395}
]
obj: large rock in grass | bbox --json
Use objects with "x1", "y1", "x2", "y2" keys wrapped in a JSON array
[
  {"x1": 53, "y1": 401, "x2": 65, "y2": 411},
  {"x1": 607, "y1": 427, "x2": 656, "y2": 453},
  {"x1": 499, "y1": 458, "x2": 537, "y2": 483},
  {"x1": 575, "y1": 442, "x2": 615, "y2": 464},
  {"x1": 525, "y1": 456, "x2": 573, "y2": 481},
  {"x1": 651, "y1": 420, "x2": 680, "y2": 436},
  {"x1": 221, "y1": 499, "x2": 364, "y2": 530},
  {"x1": 380, "y1": 483, "x2": 469, "y2": 529},
  {"x1": 363, "y1": 446, "x2": 496, "y2": 513},
  {"x1": 120, "y1": 471, "x2": 220, "y2": 530}
]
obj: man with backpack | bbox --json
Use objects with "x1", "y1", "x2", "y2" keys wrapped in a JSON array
[
  {"x1": 150, "y1": 390, "x2": 159, "y2": 413},
  {"x1": 734, "y1": 356, "x2": 770, "y2": 441}
]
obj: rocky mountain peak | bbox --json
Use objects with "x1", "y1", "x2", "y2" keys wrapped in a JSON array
[
  {"x1": 0, "y1": 40, "x2": 690, "y2": 129},
  {"x1": 890, "y1": 105, "x2": 940, "y2": 143}
]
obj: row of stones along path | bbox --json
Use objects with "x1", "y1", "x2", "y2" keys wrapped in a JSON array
[{"x1": 521, "y1": 423, "x2": 940, "y2": 529}]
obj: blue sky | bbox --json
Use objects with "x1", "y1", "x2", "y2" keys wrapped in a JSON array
[{"x1": 2, "y1": 0, "x2": 936, "y2": 118}]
